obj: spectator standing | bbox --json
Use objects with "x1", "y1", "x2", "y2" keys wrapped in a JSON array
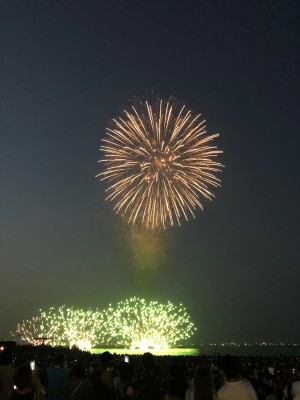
[
  {"x1": 91, "y1": 351, "x2": 115, "y2": 400},
  {"x1": 185, "y1": 366, "x2": 216, "y2": 400},
  {"x1": 47, "y1": 353, "x2": 68, "y2": 400},
  {"x1": 0, "y1": 348, "x2": 15, "y2": 400},
  {"x1": 216, "y1": 356, "x2": 257, "y2": 400},
  {"x1": 113, "y1": 361, "x2": 133, "y2": 400},
  {"x1": 10, "y1": 364, "x2": 45, "y2": 400},
  {"x1": 165, "y1": 378, "x2": 182, "y2": 400},
  {"x1": 291, "y1": 367, "x2": 300, "y2": 400},
  {"x1": 62, "y1": 363, "x2": 91, "y2": 400},
  {"x1": 126, "y1": 352, "x2": 162, "y2": 400}
]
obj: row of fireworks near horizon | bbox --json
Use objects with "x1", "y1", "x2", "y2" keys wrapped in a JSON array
[{"x1": 12, "y1": 297, "x2": 196, "y2": 351}]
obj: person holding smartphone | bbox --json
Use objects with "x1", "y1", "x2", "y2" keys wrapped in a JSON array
[
  {"x1": 10, "y1": 364, "x2": 46, "y2": 400},
  {"x1": 91, "y1": 352, "x2": 115, "y2": 400},
  {"x1": 113, "y1": 361, "x2": 133, "y2": 400}
]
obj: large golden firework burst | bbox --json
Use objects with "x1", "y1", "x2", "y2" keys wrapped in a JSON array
[{"x1": 97, "y1": 95, "x2": 223, "y2": 229}]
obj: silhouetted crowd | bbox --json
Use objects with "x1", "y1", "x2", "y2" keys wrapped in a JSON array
[{"x1": 0, "y1": 344, "x2": 300, "y2": 400}]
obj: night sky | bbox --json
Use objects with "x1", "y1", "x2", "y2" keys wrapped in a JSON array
[{"x1": 1, "y1": 0, "x2": 299, "y2": 344}]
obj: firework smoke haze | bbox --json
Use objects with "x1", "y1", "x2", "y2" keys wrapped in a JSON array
[{"x1": 97, "y1": 95, "x2": 223, "y2": 229}]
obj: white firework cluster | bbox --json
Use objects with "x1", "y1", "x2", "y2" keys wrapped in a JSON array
[
  {"x1": 14, "y1": 306, "x2": 106, "y2": 351},
  {"x1": 39, "y1": 306, "x2": 108, "y2": 350},
  {"x1": 14, "y1": 315, "x2": 56, "y2": 346},
  {"x1": 12, "y1": 298, "x2": 196, "y2": 351},
  {"x1": 107, "y1": 297, "x2": 196, "y2": 350}
]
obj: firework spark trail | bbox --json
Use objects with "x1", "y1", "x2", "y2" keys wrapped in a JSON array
[
  {"x1": 13, "y1": 315, "x2": 56, "y2": 346},
  {"x1": 97, "y1": 96, "x2": 223, "y2": 229}
]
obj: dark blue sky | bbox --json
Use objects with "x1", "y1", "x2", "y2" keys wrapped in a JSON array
[{"x1": 1, "y1": 0, "x2": 299, "y2": 344}]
